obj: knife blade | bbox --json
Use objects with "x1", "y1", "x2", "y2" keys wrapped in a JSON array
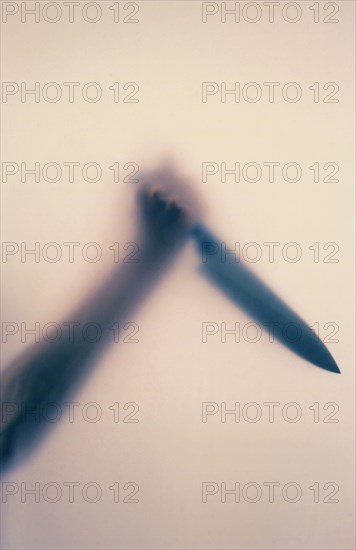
[{"x1": 191, "y1": 223, "x2": 340, "y2": 373}]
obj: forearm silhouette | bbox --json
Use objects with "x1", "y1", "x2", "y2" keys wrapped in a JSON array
[{"x1": 1, "y1": 165, "x2": 197, "y2": 473}]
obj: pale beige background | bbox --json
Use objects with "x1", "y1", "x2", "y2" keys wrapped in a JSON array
[{"x1": 1, "y1": 1, "x2": 355, "y2": 549}]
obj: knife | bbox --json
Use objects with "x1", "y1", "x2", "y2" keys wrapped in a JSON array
[{"x1": 191, "y1": 223, "x2": 340, "y2": 373}]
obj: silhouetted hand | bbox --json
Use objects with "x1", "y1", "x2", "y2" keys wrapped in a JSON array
[{"x1": 137, "y1": 164, "x2": 198, "y2": 249}]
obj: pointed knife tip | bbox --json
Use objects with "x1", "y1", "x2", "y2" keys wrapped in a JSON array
[
  {"x1": 331, "y1": 364, "x2": 341, "y2": 374},
  {"x1": 321, "y1": 356, "x2": 341, "y2": 374}
]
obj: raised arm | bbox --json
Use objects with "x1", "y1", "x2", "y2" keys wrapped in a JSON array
[{"x1": 0, "y1": 164, "x2": 198, "y2": 473}]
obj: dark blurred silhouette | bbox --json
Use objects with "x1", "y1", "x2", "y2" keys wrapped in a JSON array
[
  {"x1": 1, "y1": 165, "x2": 340, "y2": 475},
  {"x1": 1, "y1": 164, "x2": 198, "y2": 474},
  {"x1": 192, "y1": 224, "x2": 340, "y2": 374}
]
